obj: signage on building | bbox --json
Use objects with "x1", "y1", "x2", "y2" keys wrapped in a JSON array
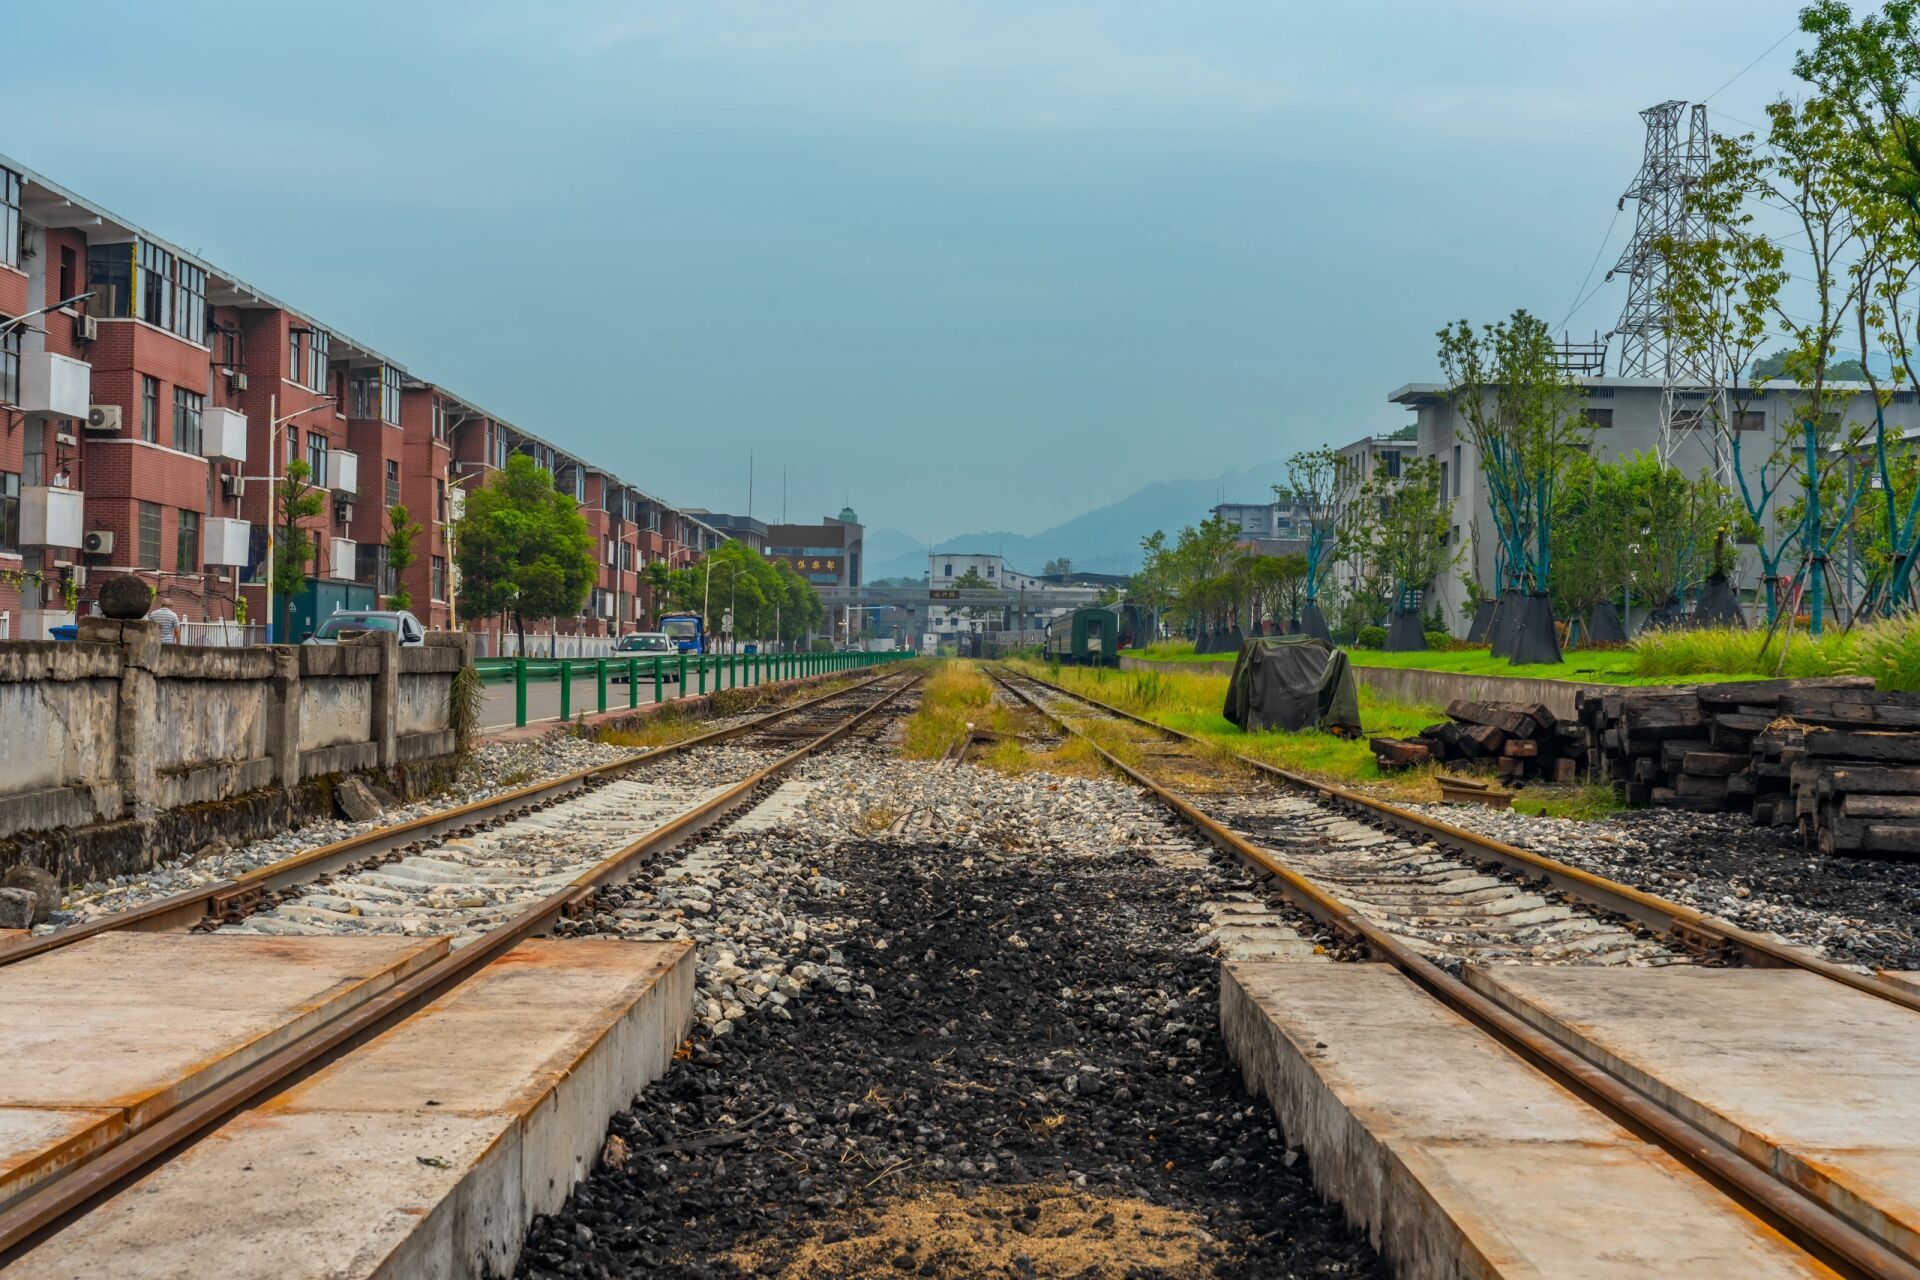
[
  {"x1": 771, "y1": 554, "x2": 840, "y2": 574},
  {"x1": 929, "y1": 589, "x2": 960, "y2": 600}
]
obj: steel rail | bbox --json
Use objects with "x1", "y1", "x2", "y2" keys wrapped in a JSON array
[
  {"x1": 0, "y1": 669, "x2": 922, "y2": 1265},
  {"x1": 0, "y1": 666, "x2": 907, "y2": 968},
  {"x1": 1001, "y1": 664, "x2": 1920, "y2": 1016},
  {"x1": 991, "y1": 666, "x2": 1917, "y2": 1280}
]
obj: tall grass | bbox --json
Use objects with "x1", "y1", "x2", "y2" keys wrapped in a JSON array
[
  {"x1": 902, "y1": 661, "x2": 997, "y2": 759},
  {"x1": 1630, "y1": 615, "x2": 1920, "y2": 690}
]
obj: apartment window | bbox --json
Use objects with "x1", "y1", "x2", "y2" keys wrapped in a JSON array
[
  {"x1": 356, "y1": 543, "x2": 392, "y2": 594},
  {"x1": 1439, "y1": 461, "x2": 1449, "y2": 499},
  {"x1": 58, "y1": 246, "x2": 76, "y2": 304},
  {"x1": 348, "y1": 368, "x2": 375, "y2": 419},
  {"x1": 138, "y1": 502, "x2": 162, "y2": 570},
  {"x1": 1585, "y1": 408, "x2": 1614, "y2": 429},
  {"x1": 141, "y1": 376, "x2": 160, "y2": 442},
  {"x1": 173, "y1": 262, "x2": 206, "y2": 345},
  {"x1": 173, "y1": 387, "x2": 203, "y2": 454},
  {"x1": 307, "y1": 431, "x2": 328, "y2": 483},
  {"x1": 85, "y1": 242, "x2": 133, "y2": 316},
  {"x1": 285, "y1": 426, "x2": 298, "y2": 467},
  {"x1": 376, "y1": 365, "x2": 398, "y2": 425},
  {"x1": 0, "y1": 167, "x2": 18, "y2": 270},
  {"x1": 431, "y1": 555, "x2": 446, "y2": 601},
  {"x1": 1382, "y1": 450, "x2": 1402, "y2": 479},
  {"x1": 431, "y1": 397, "x2": 447, "y2": 441},
  {"x1": 385, "y1": 459, "x2": 400, "y2": 507},
  {"x1": 0, "y1": 325, "x2": 18, "y2": 408},
  {"x1": 986, "y1": 565, "x2": 996, "y2": 577},
  {"x1": 307, "y1": 328, "x2": 330, "y2": 392},
  {"x1": 434, "y1": 478, "x2": 447, "y2": 523},
  {"x1": 176, "y1": 509, "x2": 200, "y2": 574},
  {"x1": 137, "y1": 240, "x2": 174, "y2": 331},
  {"x1": 1736, "y1": 410, "x2": 1766, "y2": 432},
  {"x1": 944, "y1": 563, "x2": 953, "y2": 577},
  {"x1": 1452, "y1": 444, "x2": 1462, "y2": 497},
  {"x1": 0, "y1": 472, "x2": 18, "y2": 555}
]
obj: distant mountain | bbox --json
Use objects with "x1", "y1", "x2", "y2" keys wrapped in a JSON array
[{"x1": 865, "y1": 460, "x2": 1292, "y2": 581}]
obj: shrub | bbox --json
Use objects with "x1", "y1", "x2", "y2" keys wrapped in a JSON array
[
  {"x1": 1355, "y1": 625, "x2": 1387, "y2": 650},
  {"x1": 1424, "y1": 630, "x2": 1452, "y2": 651}
]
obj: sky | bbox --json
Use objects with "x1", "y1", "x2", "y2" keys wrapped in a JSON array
[{"x1": 1, "y1": 0, "x2": 1812, "y2": 541}]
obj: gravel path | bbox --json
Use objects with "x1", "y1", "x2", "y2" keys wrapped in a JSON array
[
  {"x1": 1404, "y1": 801, "x2": 1920, "y2": 972},
  {"x1": 518, "y1": 758, "x2": 1380, "y2": 1279}
]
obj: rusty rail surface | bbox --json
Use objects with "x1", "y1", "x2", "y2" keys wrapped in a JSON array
[
  {"x1": 991, "y1": 665, "x2": 1917, "y2": 1280},
  {"x1": 0, "y1": 666, "x2": 909, "y2": 968},
  {"x1": 0, "y1": 668, "x2": 920, "y2": 1264}
]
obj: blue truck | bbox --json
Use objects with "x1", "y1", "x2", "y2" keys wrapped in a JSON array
[{"x1": 657, "y1": 613, "x2": 707, "y2": 654}]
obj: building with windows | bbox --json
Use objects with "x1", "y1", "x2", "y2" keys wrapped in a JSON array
[
  {"x1": 1210, "y1": 498, "x2": 1313, "y2": 559},
  {"x1": 924, "y1": 553, "x2": 1100, "y2": 636},
  {"x1": 765, "y1": 510, "x2": 863, "y2": 640},
  {"x1": 0, "y1": 152, "x2": 734, "y2": 642},
  {"x1": 1385, "y1": 376, "x2": 1920, "y2": 632}
]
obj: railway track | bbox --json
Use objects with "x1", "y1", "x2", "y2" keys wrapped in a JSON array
[
  {"x1": 990, "y1": 663, "x2": 1920, "y2": 1280},
  {"x1": 0, "y1": 667, "x2": 912, "y2": 964},
  {"x1": 0, "y1": 667, "x2": 923, "y2": 1265}
]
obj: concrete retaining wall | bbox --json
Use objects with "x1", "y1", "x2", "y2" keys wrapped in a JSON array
[
  {"x1": 0, "y1": 618, "x2": 474, "y2": 883},
  {"x1": 1118, "y1": 653, "x2": 1616, "y2": 718}
]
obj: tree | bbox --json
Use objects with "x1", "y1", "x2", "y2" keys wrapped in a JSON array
[
  {"x1": 272, "y1": 459, "x2": 325, "y2": 640},
  {"x1": 1343, "y1": 457, "x2": 1458, "y2": 625},
  {"x1": 384, "y1": 503, "x2": 423, "y2": 611},
  {"x1": 1282, "y1": 447, "x2": 1349, "y2": 626},
  {"x1": 949, "y1": 567, "x2": 996, "y2": 626},
  {"x1": 1753, "y1": 348, "x2": 1867, "y2": 382},
  {"x1": 1042, "y1": 558, "x2": 1073, "y2": 579},
  {"x1": 647, "y1": 541, "x2": 825, "y2": 646},
  {"x1": 452, "y1": 453, "x2": 595, "y2": 648},
  {"x1": 1436, "y1": 310, "x2": 1591, "y2": 620}
]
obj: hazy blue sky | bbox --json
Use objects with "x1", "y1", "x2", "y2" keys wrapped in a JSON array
[{"x1": 3, "y1": 1, "x2": 1808, "y2": 540}]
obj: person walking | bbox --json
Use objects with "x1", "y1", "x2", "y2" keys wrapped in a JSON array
[{"x1": 147, "y1": 600, "x2": 181, "y2": 644}]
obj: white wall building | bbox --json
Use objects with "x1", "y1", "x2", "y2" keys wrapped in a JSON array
[{"x1": 924, "y1": 553, "x2": 1099, "y2": 634}]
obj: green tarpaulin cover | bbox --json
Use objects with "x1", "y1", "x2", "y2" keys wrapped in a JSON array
[{"x1": 1222, "y1": 635, "x2": 1362, "y2": 736}]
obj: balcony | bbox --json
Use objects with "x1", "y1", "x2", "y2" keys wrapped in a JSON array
[
  {"x1": 329, "y1": 537, "x2": 356, "y2": 578},
  {"x1": 18, "y1": 352, "x2": 91, "y2": 418},
  {"x1": 19, "y1": 486, "x2": 84, "y2": 547},
  {"x1": 201, "y1": 408, "x2": 247, "y2": 463},
  {"x1": 326, "y1": 450, "x2": 359, "y2": 495},
  {"x1": 202, "y1": 517, "x2": 250, "y2": 566}
]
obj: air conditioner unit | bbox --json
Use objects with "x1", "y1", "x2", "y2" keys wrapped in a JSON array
[
  {"x1": 73, "y1": 314, "x2": 98, "y2": 343},
  {"x1": 221, "y1": 473, "x2": 246, "y2": 501},
  {"x1": 334, "y1": 499, "x2": 355, "y2": 524},
  {"x1": 82, "y1": 530, "x2": 114, "y2": 556},
  {"x1": 229, "y1": 370, "x2": 249, "y2": 392},
  {"x1": 83, "y1": 404, "x2": 121, "y2": 433}
]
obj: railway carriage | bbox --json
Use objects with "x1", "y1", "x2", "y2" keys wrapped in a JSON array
[{"x1": 1044, "y1": 606, "x2": 1122, "y2": 667}]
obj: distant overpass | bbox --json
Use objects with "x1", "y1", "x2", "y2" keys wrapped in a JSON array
[{"x1": 814, "y1": 585, "x2": 1107, "y2": 609}]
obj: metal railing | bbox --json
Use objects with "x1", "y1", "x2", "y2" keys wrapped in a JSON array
[{"x1": 473, "y1": 648, "x2": 917, "y2": 727}]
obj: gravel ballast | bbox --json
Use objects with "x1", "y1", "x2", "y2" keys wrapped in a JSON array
[{"x1": 518, "y1": 757, "x2": 1379, "y2": 1279}]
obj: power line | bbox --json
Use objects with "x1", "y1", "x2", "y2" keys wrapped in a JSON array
[
  {"x1": 1558, "y1": 205, "x2": 1623, "y2": 330},
  {"x1": 1703, "y1": 28, "x2": 1796, "y2": 103}
]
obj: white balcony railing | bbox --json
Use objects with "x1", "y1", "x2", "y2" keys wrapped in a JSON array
[
  {"x1": 18, "y1": 353, "x2": 91, "y2": 418},
  {"x1": 19, "y1": 486, "x2": 83, "y2": 547},
  {"x1": 202, "y1": 517, "x2": 251, "y2": 566},
  {"x1": 327, "y1": 450, "x2": 358, "y2": 495},
  {"x1": 201, "y1": 408, "x2": 247, "y2": 463}
]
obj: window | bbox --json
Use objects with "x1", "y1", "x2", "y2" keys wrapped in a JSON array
[
  {"x1": 1588, "y1": 385, "x2": 1615, "y2": 398},
  {"x1": 985, "y1": 565, "x2": 995, "y2": 577},
  {"x1": 1585, "y1": 408, "x2": 1614, "y2": 429},
  {"x1": 289, "y1": 327, "x2": 301, "y2": 376},
  {"x1": 1439, "y1": 461, "x2": 1449, "y2": 500},
  {"x1": 173, "y1": 387, "x2": 203, "y2": 454},
  {"x1": 356, "y1": 543, "x2": 392, "y2": 594},
  {"x1": 173, "y1": 261, "x2": 206, "y2": 344},
  {"x1": 58, "y1": 246, "x2": 76, "y2": 304},
  {"x1": 1736, "y1": 410, "x2": 1766, "y2": 432},
  {"x1": 1382, "y1": 450, "x2": 1402, "y2": 479},
  {"x1": 0, "y1": 472, "x2": 18, "y2": 555},
  {"x1": 431, "y1": 555, "x2": 446, "y2": 601},
  {"x1": 944, "y1": 563, "x2": 953, "y2": 577},
  {"x1": 348, "y1": 368, "x2": 376, "y2": 420},
  {"x1": 141, "y1": 376, "x2": 160, "y2": 443},
  {"x1": 307, "y1": 328, "x2": 329, "y2": 392},
  {"x1": 1452, "y1": 444, "x2": 1462, "y2": 497},
  {"x1": 380, "y1": 365, "x2": 400, "y2": 425},
  {"x1": 308, "y1": 431, "x2": 328, "y2": 483},
  {"x1": 385, "y1": 459, "x2": 400, "y2": 507},
  {"x1": 138, "y1": 240, "x2": 174, "y2": 331},
  {"x1": 0, "y1": 167, "x2": 18, "y2": 270},
  {"x1": 285, "y1": 426, "x2": 298, "y2": 467},
  {"x1": 0, "y1": 325, "x2": 18, "y2": 408},
  {"x1": 138, "y1": 502, "x2": 162, "y2": 570},
  {"x1": 432, "y1": 397, "x2": 447, "y2": 441},
  {"x1": 86, "y1": 242, "x2": 133, "y2": 316},
  {"x1": 177, "y1": 509, "x2": 200, "y2": 574},
  {"x1": 434, "y1": 478, "x2": 447, "y2": 523}
]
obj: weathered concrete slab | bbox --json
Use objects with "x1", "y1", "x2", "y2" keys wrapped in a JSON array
[
  {"x1": 0, "y1": 932, "x2": 446, "y2": 1207},
  {"x1": 12, "y1": 938, "x2": 695, "y2": 1279},
  {"x1": 1878, "y1": 969, "x2": 1920, "y2": 998},
  {"x1": 1222, "y1": 960, "x2": 1832, "y2": 1279},
  {"x1": 1469, "y1": 964, "x2": 1920, "y2": 1270}
]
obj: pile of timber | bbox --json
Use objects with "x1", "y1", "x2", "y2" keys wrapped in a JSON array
[
  {"x1": 1369, "y1": 699, "x2": 1587, "y2": 782},
  {"x1": 1753, "y1": 689, "x2": 1920, "y2": 854},
  {"x1": 1578, "y1": 677, "x2": 1874, "y2": 810}
]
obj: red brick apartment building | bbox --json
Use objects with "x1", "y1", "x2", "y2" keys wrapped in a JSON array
[{"x1": 0, "y1": 156, "x2": 726, "y2": 643}]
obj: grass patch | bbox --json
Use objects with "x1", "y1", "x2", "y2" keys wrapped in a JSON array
[
  {"x1": 1629, "y1": 615, "x2": 1920, "y2": 690},
  {"x1": 1509, "y1": 783, "x2": 1627, "y2": 821},
  {"x1": 902, "y1": 661, "x2": 1000, "y2": 760},
  {"x1": 1347, "y1": 646, "x2": 1717, "y2": 686},
  {"x1": 598, "y1": 704, "x2": 711, "y2": 749},
  {"x1": 1138, "y1": 641, "x2": 1233, "y2": 664}
]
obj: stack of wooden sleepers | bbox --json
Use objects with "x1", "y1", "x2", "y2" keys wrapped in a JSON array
[
  {"x1": 1579, "y1": 676, "x2": 1920, "y2": 855},
  {"x1": 1369, "y1": 699, "x2": 1588, "y2": 782}
]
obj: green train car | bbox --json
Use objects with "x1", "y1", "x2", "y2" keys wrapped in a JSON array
[{"x1": 1044, "y1": 607, "x2": 1122, "y2": 667}]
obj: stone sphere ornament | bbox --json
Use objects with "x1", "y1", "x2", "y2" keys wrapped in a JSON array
[{"x1": 98, "y1": 574, "x2": 155, "y2": 620}]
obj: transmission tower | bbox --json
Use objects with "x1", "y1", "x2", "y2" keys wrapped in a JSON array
[{"x1": 1607, "y1": 100, "x2": 1723, "y2": 478}]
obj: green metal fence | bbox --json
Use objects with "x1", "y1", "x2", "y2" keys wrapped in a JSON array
[{"x1": 472, "y1": 649, "x2": 916, "y2": 728}]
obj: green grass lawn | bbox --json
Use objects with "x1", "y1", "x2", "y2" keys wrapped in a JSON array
[{"x1": 1139, "y1": 639, "x2": 1768, "y2": 686}]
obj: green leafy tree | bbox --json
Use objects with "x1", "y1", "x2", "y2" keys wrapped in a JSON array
[
  {"x1": 272, "y1": 459, "x2": 325, "y2": 640},
  {"x1": 949, "y1": 566, "x2": 996, "y2": 626},
  {"x1": 1282, "y1": 447, "x2": 1349, "y2": 613},
  {"x1": 453, "y1": 454, "x2": 595, "y2": 648},
  {"x1": 384, "y1": 503, "x2": 423, "y2": 611},
  {"x1": 1344, "y1": 457, "x2": 1459, "y2": 618}
]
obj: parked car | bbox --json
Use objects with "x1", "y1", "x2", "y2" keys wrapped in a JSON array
[
  {"x1": 611, "y1": 631, "x2": 679, "y2": 682},
  {"x1": 302, "y1": 610, "x2": 426, "y2": 646}
]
